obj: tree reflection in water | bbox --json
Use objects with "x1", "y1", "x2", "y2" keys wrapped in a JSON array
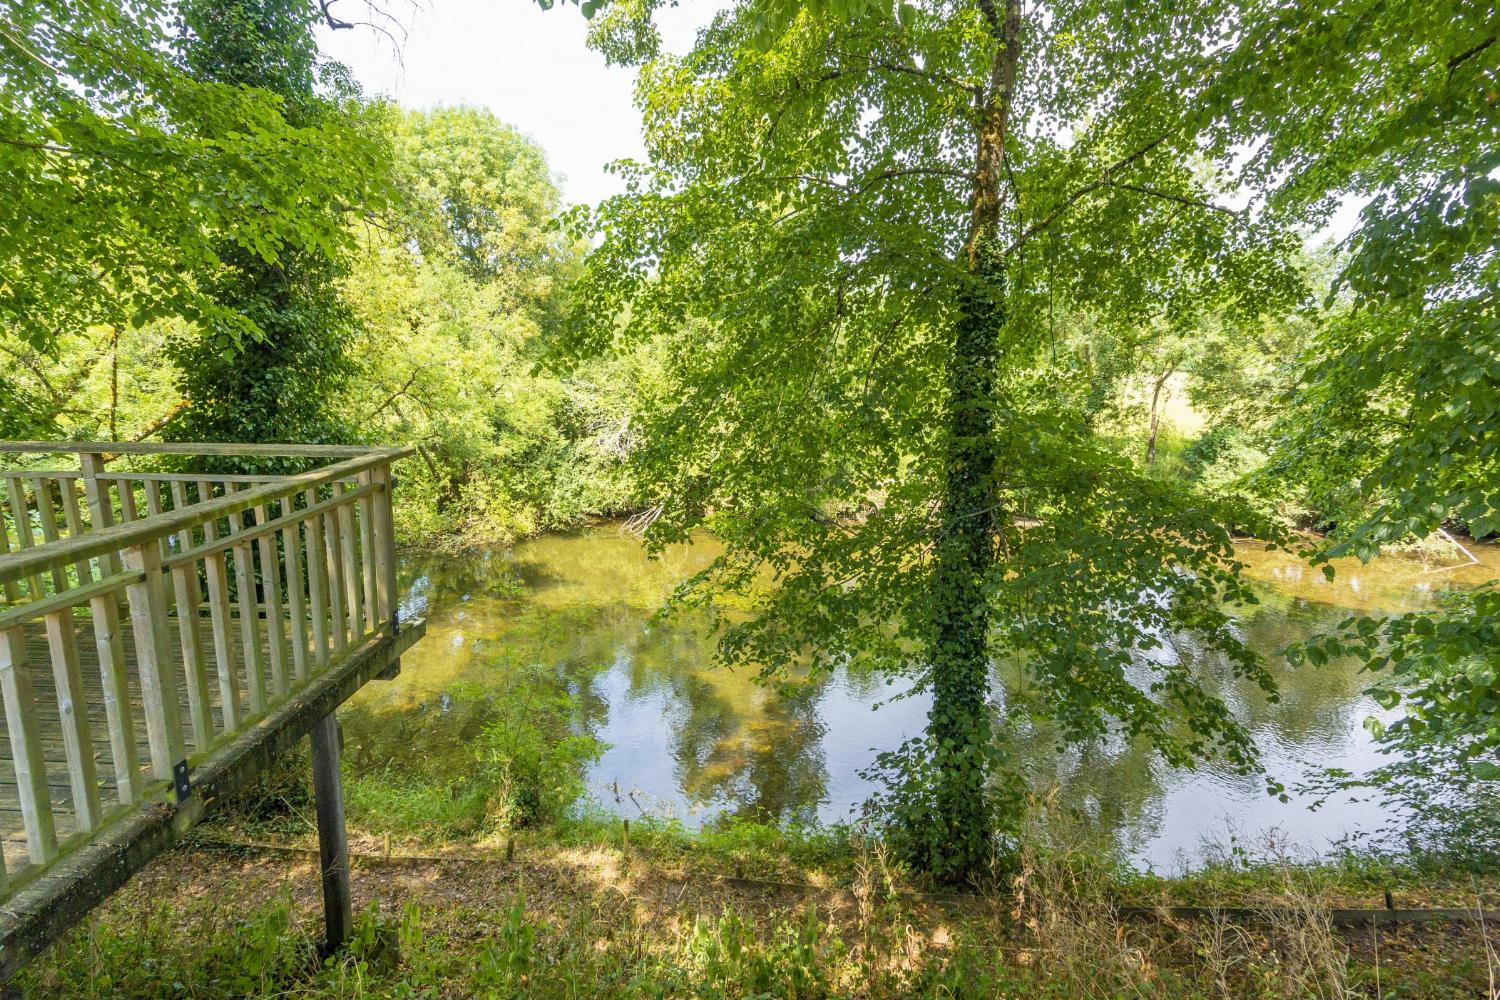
[{"x1": 338, "y1": 525, "x2": 1500, "y2": 868}]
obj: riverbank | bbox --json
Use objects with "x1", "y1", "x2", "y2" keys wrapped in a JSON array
[
  {"x1": 350, "y1": 528, "x2": 1500, "y2": 871},
  {"x1": 20, "y1": 817, "x2": 1500, "y2": 998}
]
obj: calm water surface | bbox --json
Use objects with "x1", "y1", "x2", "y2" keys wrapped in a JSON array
[{"x1": 341, "y1": 527, "x2": 1500, "y2": 871}]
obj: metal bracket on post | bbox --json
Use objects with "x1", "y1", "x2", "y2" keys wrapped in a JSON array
[{"x1": 172, "y1": 760, "x2": 190, "y2": 803}]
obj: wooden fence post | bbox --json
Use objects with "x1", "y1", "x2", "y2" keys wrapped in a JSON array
[
  {"x1": 310, "y1": 713, "x2": 352, "y2": 953},
  {"x1": 78, "y1": 453, "x2": 117, "y2": 574},
  {"x1": 371, "y1": 463, "x2": 398, "y2": 635},
  {"x1": 121, "y1": 542, "x2": 186, "y2": 782},
  {"x1": 0, "y1": 627, "x2": 57, "y2": 864},
  {"x1": 369, "y1": 464, "x2": 401, "y2": 681},
  {"x1": 80, "y1": 452, "x2": 141, "y2": 802}
]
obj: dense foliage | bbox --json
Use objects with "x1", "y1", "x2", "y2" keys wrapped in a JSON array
[
  {"x1": 340, "y1": 106, "x2": 643, "y2": 547},
  {"x1": 560, "y1": 0, "x2": 1314, "y2": 881},
  {"x1": 1239, "y1": 5, "x2": 1500, "y2": 823},
  {"x1": 166, "y1": 0, "x2": 384, "y2": 453},
  {"x1": 0, "y1": 0, "x2": 382, "y2": 352},
  {"x1": 2, "y1": 0, "x2": 1496, "y2": 899},
  {"x1": 1, "y1": 11, "x2": 642, "y2": 544}
]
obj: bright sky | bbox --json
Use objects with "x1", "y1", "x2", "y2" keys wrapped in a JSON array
[
  {"x1": 317, "y1": 0, "x2": 722, "y2": 208},
  {"x1": 318, "y1": 2, "x2": 1364, "y2": 243}
]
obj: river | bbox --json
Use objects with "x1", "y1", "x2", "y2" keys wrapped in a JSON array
[{"x1": 339, "y1": 525, "x2": 1500, "y2": 871}]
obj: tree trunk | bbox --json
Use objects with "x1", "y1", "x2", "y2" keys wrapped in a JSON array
[
  {"x1": 920, "y1": 0, "x2": 1023, "y2": 885},
  {"x1": 1146, "y1": 369, "x2": 1172, "y2": 466}
]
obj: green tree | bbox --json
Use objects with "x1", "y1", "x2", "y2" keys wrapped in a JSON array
[
  {"x1": 167, "y1": 0, "x2": 389, "y2": 455},
  {"x1": 1247, "y1": 6, "x2": 1499, "y2": 828},
  {"x1": 394, "y1": 107, "x2": 576, "y2": 317},
  {"x1": 0, "y1": 0, "x2": 381, "y2": 354},
  {"x1": 340, "y1": 107, "x2": 636, "y2": 548},
  {"x1": 558, "y1": 2, "x2": 1303, "y2": 882}
]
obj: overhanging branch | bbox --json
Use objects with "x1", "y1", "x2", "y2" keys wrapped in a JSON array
[
  {"x1": 1004, "y1": 137, "x2": 1167, "y2": 255},
  {"x1": 1105, "y1": 180, "x2": 1242, "y2": 218}
]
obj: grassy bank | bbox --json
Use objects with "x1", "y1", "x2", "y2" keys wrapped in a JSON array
[{"x1": 19, "y1": 806, "x2": 1500, "y2": 999}]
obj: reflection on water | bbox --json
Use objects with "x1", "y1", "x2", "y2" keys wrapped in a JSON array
[{"x1": 340, "y1": 526, "x2": 1500, "y2": 870}]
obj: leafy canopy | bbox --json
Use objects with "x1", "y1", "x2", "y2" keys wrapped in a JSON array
[
  {"x1": 557, "y1": 0, "x2": 1308, "y2": 867},
  {"x1": 0, "y1": 0, "x2": 386, "y2": 351},
  {"x1": 1252, "y1": 6, "x2": 1500, "y2": 805}
]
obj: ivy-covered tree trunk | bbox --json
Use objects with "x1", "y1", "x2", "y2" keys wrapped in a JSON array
[
  {"x1": 926, "y1": 278, "x2": 1005, "y2": 879},
  {"x1": 562, "y1": 0, "x2": 1305, "y2": 892},
  {"x1": 172, "y1": 0, "x2": 357, "y2": 460},
  {"x1": 921, "y1": 0, "x2": 1023, "y2": 882}
]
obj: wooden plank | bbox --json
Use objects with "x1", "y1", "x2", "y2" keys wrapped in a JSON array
[
  {"x1": 254, "y1": 504, "x2": 287, "y2": 700},
  {"x1": 106, "y1": 472, "x2": 285, "y2": 485},
  {"x1": 281, "y1": 502, "x2": 309, "y2": 683},
  {"x1": 120, "y1": 543, "x2": 185, "y2": 781},
  {"x1": 159, "y1": 484, "x2": 378, "y2": 573},
  {"x1": 199, "y1": 483, "x2": 241, "y2": 734},
  {"x1": 310, "y1": 712, "x2": 352, "y2": 952},
  {"x1": 116, "y1": 478, "x2": 138, "y2": 524},
  {"x1": 4, "y1": 478, "x2": 46, "y2": 600},
  {"x1": 42, "y1": 607, "x2": 102, "y2": 834},
  {"x1": 1118, "y1": 905, "x2": 1500, "y2": 927},
  {"x1": 303, "y1": 490, "x2": 331, "y2": 671},
  {"x1": 169, "y1": 482, "x2": 212, "y2": 750},
  {"x1": 86, "y1": 588, "x2": 139, "y2": 807},
  {"x1": 321, "y1": 490, "x2": 349, "y2": 657},
  {"x1": 229, "y1": 496, "x2": 267, "y2": 716},
  {"x1": 0, "y1": 628, "x2": 58, "y2": 864},
  {"x1": 0, "y1": 442, "x2": 410, "y2": 459},
  {"x1": 336, "y1": 483, "x2": 363, "y2": 645},
  {"x1": 29, "y1": 478, "x2": 68, "y2": 593},
  {"x1": 2, "y1": 451, "x2": 411, "y2": 591},
  {"x1": 0, "y1": 573, "x2": 144, "y2": 632},
  {"x1": 56, "y1": 480, "x2": 93, "y2": 583},
  {"x1": 142, "y1": 479, "x2": 169, "y2": 560},
  {"x1": 78, "y1": 453, "x2": 120, "y2": 579},
  {"x1": 356, "y1": 475, "x2": 378, "y2": 637},
  {"x1": 370, "y1": 464, "x2": 398, "y2": 634},
  {"x1": 0, "y1": 498, "x2": 20, "y2": 605}
]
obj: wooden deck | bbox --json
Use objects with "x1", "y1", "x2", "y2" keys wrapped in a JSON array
[
  {"x1": 1, "y1": 612, "x2": 318, "y2": 869},
  {"x1": 0, "y1": 442, "x2": 428, "y2": 979}
]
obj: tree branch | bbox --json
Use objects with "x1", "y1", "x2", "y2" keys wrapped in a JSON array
[
  {"x1": 1447, "y1": 35, "x2": 1495, "y2": 75},
  {"x1": 370, "y1": 362, "x2": 450, "y2": 420},
  {"x1": 1005, "y1": 137, "x2": 1167, "y2": 255},
  {"x1": 1105, "y1": 180, "x2": 1241, "y2": 217},
  {"x1": 768, "y1": 166, "x2": 973, "y2": 196},
  {"x1": 831, "y1": 54, "x2": 983, "y2": 97},
  {"x1": 0, "y1": 136, "x2": 72, "y2": 155},
  {"x1": 135, "y1": 401, "x2": 186, "y2": 442},
  {"x1": 857, "y1": 166, "x2": 974, "y2": 193}
]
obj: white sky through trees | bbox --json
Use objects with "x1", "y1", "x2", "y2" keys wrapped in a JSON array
[
  {"x1": 319, "y1": 1, "x2": 1364, "y2": 235},
  {"x1": 318, "y1": 0, "x2": 723, "y2": 209}
]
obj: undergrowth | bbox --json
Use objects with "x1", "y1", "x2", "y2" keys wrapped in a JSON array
[{"x1": 23, "y1": 814, "x2": 1500, "y2": 999}]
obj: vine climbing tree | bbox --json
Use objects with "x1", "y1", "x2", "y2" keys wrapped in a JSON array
[
  {"x1": 168, "y1": 0, "x2": 390, "y2": 456},
  {"x1": 556, "y1": 0, "x2": 1305, "y2": 883}
]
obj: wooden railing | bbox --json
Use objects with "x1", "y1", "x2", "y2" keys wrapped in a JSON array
[{"x1": 0, "y1": 443, "x2": 410, "y2": 896}]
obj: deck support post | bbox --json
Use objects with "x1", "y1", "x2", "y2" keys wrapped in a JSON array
[{"x1": 310, "y1": 711, "x2": 352, "y2": 954}]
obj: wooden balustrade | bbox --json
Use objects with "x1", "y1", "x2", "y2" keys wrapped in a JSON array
[{"x1": 0, "y1": 443, "x2": 410, "y2": 897}]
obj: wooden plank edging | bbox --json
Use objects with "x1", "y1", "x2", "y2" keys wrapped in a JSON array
[
  {"x1": 0, "y1": 443, "x2": 405, "y2": 459},
  {"x1": 0, "y1": 449, "x2": 411, "y2": 587},
  {"x1": 1117, "y1": 903, "x2": 1500, "y2": 927}
]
